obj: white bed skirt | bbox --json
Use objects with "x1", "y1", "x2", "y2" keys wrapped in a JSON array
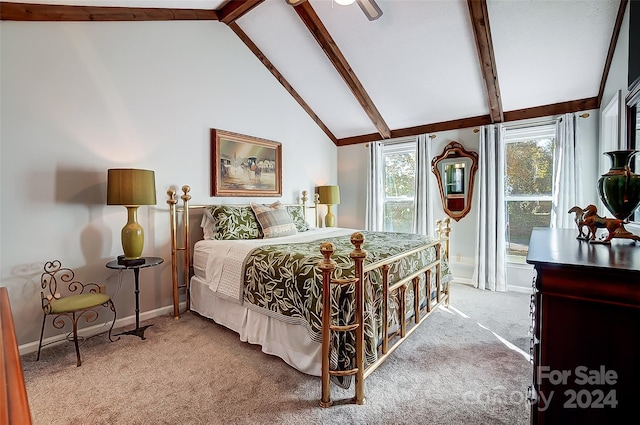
[{"x1": 189, "y1": 275, "x2": 322, "y2": 376}]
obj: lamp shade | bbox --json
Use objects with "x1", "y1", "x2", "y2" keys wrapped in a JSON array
[
  {"x1": 107, "y1": 169, "x2": 157, "y2": 206},
  {"x1": 318, "y1": 185, "x2": 340, "y2": 205}
]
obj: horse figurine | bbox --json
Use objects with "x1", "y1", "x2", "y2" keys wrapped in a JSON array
[
  {"x1": 568, "y1": 206, "x2": 590, "y2": 240},
  {"x1": 574, "y1": 204, "x2": 624, "y2": 244}
]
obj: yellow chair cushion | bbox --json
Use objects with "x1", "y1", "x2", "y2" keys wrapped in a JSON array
[{"x1": 49, "y1": 293, "x2": 110, "y2": 314}]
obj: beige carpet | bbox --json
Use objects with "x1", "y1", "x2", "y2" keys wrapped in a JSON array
[{"x1": 21, "y1": 282, "x2": 532, "y2": 425}]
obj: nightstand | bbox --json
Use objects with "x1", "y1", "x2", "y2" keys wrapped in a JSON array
[{"x1": 106, "y1": 256, "x2": 164, "y2": 340}]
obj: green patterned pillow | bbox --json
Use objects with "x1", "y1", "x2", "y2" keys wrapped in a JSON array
[
  {"x1": 251, "y1": 202, "x2": 298, "y2": 238},
  {"x1": 286, "y1": 205, "x2": 310, "y2": 232},
  {"x1": 205, "y1": 205, "x2": 261, "y2": 240}
]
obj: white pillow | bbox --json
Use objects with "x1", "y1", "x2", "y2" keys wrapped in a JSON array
[
  {"x1": 201, "y1": 209, "x2": 217, "y2": 240},
  {"x1": 250, "y1": 201, "x2": 298, "y2": 238}
]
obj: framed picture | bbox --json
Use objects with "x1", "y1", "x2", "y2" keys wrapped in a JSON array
[{"x1": 210, "y1": 129, "x2": 282, "y2": 197}]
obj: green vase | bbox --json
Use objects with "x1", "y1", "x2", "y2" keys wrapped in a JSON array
[{"x1": 597, "y1": 150, "x2": 640, "y2": 220}]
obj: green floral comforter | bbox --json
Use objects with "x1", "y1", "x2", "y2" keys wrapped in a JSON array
[{"x1": 243, "y1": 230, "x2": 451, "y2": 387}]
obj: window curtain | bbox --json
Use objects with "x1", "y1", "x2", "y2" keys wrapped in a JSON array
[
  {"x1": 413, "y1": 134, "x2": 435, "y2": 236},
  {"x1": 550, "y1": 113, "x2": 583, "y2": 228},
  {"x1": 366, "y1": 142, "x2": 384, "y2": 231},
  {"x1": 472, "y1": 124, "x2": 507, "y2": 292}
]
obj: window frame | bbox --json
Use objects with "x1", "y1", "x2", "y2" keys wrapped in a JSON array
[
  {"x1": 380, "y1": 139, "x2": 416, "y2": 233},
  {"x1": 503, "y1": 123, "x2": 556, "y2": 262}
]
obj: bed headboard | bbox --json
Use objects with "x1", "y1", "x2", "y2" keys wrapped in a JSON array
[{"x1": 166, "y1": 185, "x2": 319, "y2": 319}]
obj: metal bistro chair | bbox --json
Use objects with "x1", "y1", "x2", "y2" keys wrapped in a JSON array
[{"x1": 37, "y1": 260, "x2": 117, "y2": 366}]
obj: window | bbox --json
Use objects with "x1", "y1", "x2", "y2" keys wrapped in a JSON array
[
  {"x1": 382, "y1": 141, "x2": 416, "y2": 232},
  {"x1": 504, "y1": 124, "x2": 556, "y2": 257}
]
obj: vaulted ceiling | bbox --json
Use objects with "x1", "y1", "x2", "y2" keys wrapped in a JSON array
[{"x1": 0, "y1": 0, "x2": 627, "y2": 146}]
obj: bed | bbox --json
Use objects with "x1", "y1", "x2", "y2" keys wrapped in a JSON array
[{"x1": 167, "y1": 185, "x2": 452, "y2": 406}]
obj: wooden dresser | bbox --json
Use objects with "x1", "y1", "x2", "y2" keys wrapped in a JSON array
[
  {"x1": 0, "y1": 287, "x2": 32, "y2": 424},
  {"x1": 526, "y1": 228, "x2": 640, "y2": 425}
]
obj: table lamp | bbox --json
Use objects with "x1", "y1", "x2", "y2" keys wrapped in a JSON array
[
  {"x1": 317, "y1": 185, "x2": 340, "y2": 227},
  {"x1": 107, "y1": 169, "x2": 156, "y2": 264}
]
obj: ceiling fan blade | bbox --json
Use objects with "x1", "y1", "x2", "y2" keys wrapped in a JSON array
[
  {"x1": 286, "y1": 0, "x2": 382, "y2": 21},
  {"x1": 356, "y1": 0, "x2": 383, "y2": 21}
]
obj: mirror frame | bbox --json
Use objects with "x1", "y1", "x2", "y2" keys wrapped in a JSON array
[{"x1": 431, "y1": 141, "x2": 478, "y2": 221}]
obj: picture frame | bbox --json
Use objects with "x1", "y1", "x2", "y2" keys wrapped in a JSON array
[{"x1": 210, "y1": 129, "x2": 282, "y2": 197}]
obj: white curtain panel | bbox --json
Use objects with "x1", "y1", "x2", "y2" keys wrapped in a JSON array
[
  {"x1": 472, "y1": 124, "x2": 507, "y2": 292},
  {"x1": 366, "y1": 142, "x2": 384, "y2": 231},
  {"x1": 413, "y1": 134, "x2": 435, "y2": 236},
  {"x1": 551, "y1": 113, "x2": 583, "y2": 228}
]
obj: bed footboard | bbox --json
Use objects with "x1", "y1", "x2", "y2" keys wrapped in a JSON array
[{"x1": 318, "y1": 218, "x2": 451, "y2": 407}]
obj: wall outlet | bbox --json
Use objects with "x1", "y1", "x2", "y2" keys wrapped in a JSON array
[{"x1": 455, "y1": 253, "x2": 464, "y2": 262}]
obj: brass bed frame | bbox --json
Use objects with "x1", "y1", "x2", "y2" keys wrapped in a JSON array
[{"x1": 167, "y1": 185, "x2": 451, "y2": 407}]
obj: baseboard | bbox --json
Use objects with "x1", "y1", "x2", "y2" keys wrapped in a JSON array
[
  {"x1": 18, "y1": 302, "x2": 187, "y2": 356},
  {"x1": 452, "y1": 277, "x2": 473, "y2": 286},
  {"x1": 507, "y1": 285, "x2": 532, "y2": 294},
  {"x1": 453, "y1": 277, "x2": 530, "y2": 294}
]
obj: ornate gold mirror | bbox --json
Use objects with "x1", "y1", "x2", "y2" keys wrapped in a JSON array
[{"x1": 431, "y1": 141, "x2": 478, "y2": 221}]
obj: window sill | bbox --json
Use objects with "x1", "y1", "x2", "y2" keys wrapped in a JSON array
[{"x1": 506, "y1": 255, "x2": 531, "y2": 267}]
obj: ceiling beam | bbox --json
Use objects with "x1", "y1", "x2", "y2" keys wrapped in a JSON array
[
  {"x1": 391, "y1": 116, "x2": 493, "y2": 140},
  {"x1": 503, "y1": 97, "x2": 598, "y2": 122},
  {"x1": 337, "y1": 97, "x2": 598, "y2": 147},
  {"x1": 0, "y1": 2, "x2": 218, "y2": 21},
  {"x1": 218, "y1": 0, "x2": 263, "y2": 25},
  {"x1": 338, "y1": 116, "x2": 493, "y2": 147},
  {"x1": 467, "y1": 0, "x2": 503, "y2": 123},
  {"x1": 228, "y1": 21, "x2": 338, "y2": 145},
  {"x1": 597, "y1": 0, "x2": 628, "y2": 107},
  {"x1": 292, "y1": 1, "x2": 391, "y2": 139}
]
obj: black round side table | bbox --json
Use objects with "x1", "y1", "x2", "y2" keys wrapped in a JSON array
[{"x1": 106, "y1": 256, "x2": 164, "y2": 340}]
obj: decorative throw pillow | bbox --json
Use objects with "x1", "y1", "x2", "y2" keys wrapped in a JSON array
[
  {"x1": 286, "y1": 205, "x2": 310, "y2": 232},
  {"x1": 251, "y1": 201, "x2": 298, "y2": 238},
  {"x1": 204, "y1": 205, "x2": 261, "y2": 240}
]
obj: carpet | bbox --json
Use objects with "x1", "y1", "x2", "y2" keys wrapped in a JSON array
[{"x1": 21, "y1": 282, "x2": 532, "y2": 424}]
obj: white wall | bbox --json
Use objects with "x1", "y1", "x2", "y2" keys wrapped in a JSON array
[
  {"x1": 602, "y1": 1, "x2": 630, "y2": 152},
  {"x1": 0, "y1": 20, "x2": 336, "y2": 347},
  {"x1": 602, "y1": 1, "x2": 640, "y2": 237}
]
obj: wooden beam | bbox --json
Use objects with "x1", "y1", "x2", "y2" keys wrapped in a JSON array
[
  {"x1": 467, "y1": 0, "x2": 503, "y2": 123},
  {"x1": 503, "y1": 97, "x2": 598, "y2": 122},
  {"x1": 293, "y1": 1, "x2": 391, "y2": 139},
  {"x1": 597, "y1": 0, "x2": 628, "y2": 107},
  {"x1": 337, "y1": 115, "x2": 493, "y2": 146},
  {"x1": 337, "y1": 133, "x2": 389, "y2": 147},
  {"x1": 390, "y1": 115, "x2": 493, "y2": 140},
  {"x1": 228, "y1": 22, "x2": 338, "y2": 145},
  {"x1": 218, "y1": 0, "x2": 263, "y2": 25},
  {"x1": 0, "y1": 2, "x2": 218, "y2": 21},
  {"x1": 337, "y1": 97, "x2": 598, "y2": 147}
]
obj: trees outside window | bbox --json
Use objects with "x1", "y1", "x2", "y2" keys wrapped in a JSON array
[
  {"x1": 382, "y1": 142, "x2": 416, "y2": 233},
  {"x1": 504, "y1": 124, "x2": 556, "y2": 257}
]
